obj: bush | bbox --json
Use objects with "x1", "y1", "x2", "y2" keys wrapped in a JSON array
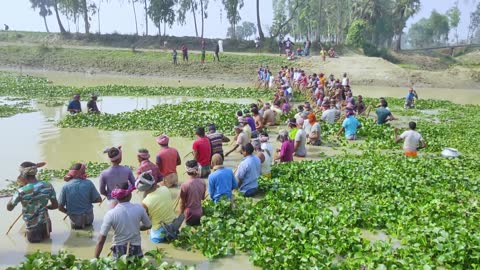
[
  {"x1": 346, "y1": 20, "x2": 367, "y2": 48},
  {"x1": 363, "y1": 43, "x2": 398, "y2": 63}
]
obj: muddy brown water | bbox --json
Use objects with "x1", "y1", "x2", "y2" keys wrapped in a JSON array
[{"x1": 0, "y1": 71, "x2": 479, "y2": 268}]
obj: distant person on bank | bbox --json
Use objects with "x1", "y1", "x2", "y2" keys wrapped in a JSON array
[
  {"x1": 95, "y1": 182, "x2": 152, "y2": 259},
  {"x1": 156, "y1": 135, "x2": 181, "y2": 188},
  {"x1": 394, "y1": 121, "x2": 427, "y2": 157},
  {"x1": 180, "y1": 160, "x2": 207, "y2": 226},
  {"x1": 99, "y1": 146, "x2": 136, "y2": 208},
  {"x1": 67, "y1": 94, "x2": 82, "y2": 114},
  {"x1": 87, "y1": 94, "x2": 100, "y2": 113},
  {"x1": 59, "y1": 163, "x2": 102, "y2": 229},
  {"x1": 7, "y1": 161, "x2": 58, "y2": 243}
]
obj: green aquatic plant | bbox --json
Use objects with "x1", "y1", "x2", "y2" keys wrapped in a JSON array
[
  {"x1": 0, "y1": 72, "x2": 271, "y2": 99},
  {"x1": 58, "y1": 101, "x2": 247, "y2": 137},
  {"x1": 6, "y1": 249, "x2": 194, "y2": 270},
  {"x1": 0, "y1": 102, "x2": 35, "y2": 117},
  {"x1": 175, "y1": 153, "x2": 480, "y2": 269}
]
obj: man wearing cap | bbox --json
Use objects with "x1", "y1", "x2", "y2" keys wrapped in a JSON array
[
  {"x1": 99, "y1": 146, "x2": 136, "y2": 207},
  {"x1": 225, "y1": 124, "x2": 249, "y2": 157},
  {"x1": 59, "y1": 163, "x2": 102, "y2": 230},
  {"x1": 236, "y1": 143, "x2": 261, "y2": 197},
  {"x1": 208, "y1": 154, "x2": 238, "y2": 203},
  {"x1": 7, "y1": 161, "x2": 58, "y2": 243},
  {"x1": 87, "y1": 94, "x2": 100, "y2": 113},
  {"x1": 294, "y1": 118, "x2": 307, "y2": 157},
  {"x1": 156, "y1": 135, "x2": 181, "y2": 187},
  {"x1": 136, "y1": 148, "x2": 162, "y2": 183},
  {"x1": 192, "y1": 127, "x2": 212, "y2": 178},
  {"x1": 207, "y1": 124, "x2": 230, "y2": 159},
  {"x1": 95, "y1": 182, "x2": 152, "y2": 258},
  {"x1": 262, "y1": 103, "x2": 276, "y2": 126},
  {"x1": 136, "y1": 172, "x2": 180, "y2": 243},
  {"x1": 337, "y1": 111, "x2": 361, "y2": 140},
  {"x1": 180, "y1": 160, "x2": 206, "y2": 225},
  {"x1": 67, "y1": 94, "x2": 82, "y2": 114},
  {"x1": 394, "y1": 122, "x2": 427, "y2": 157}
]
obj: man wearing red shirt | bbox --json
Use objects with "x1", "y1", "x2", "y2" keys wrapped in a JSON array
[
  {"x1": 192, "y1": 127, "x2": 212, "y2": 178},
  {"x1": 156, "y1": 135, "x2": 181, "y2": 187}
]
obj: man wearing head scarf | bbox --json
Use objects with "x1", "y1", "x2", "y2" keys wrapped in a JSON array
[
  {"x1": 87, "y1": 94, "x2": 100, "y2": 113},
  {"x1": 136, "y1": 148, "x2": 162, "y2": 183},
  {"x1": 180, "y1": 160, "x2": 206, "y2": 226},
  {"x1": 192, "y1": 127, "x2": 212, "y2": 178},
  {"x1": 67, "y1": 94, "x2": 82, "y2": 114},
  {"x1": 235, "y1": 143, "x2": 261, "y2": 197},
  {"x1": 337, "y1": 111, "x2": 361, "y2": 140},
  {"x1": 59, "y1": 163, "x2": 102, "y2": 230},
  {"x1": 304, "y1": 112, "x2": 321, "y2": 145},
  {"x1": 99, "y1": 146, "x2": 136, "y2": 207},
  {"x1": 136, "y1": 172, "x2": 179, "y2": 243},
  {"x1": 207, "y1": 154, "x2": 238, "y2": 203},
  {"x1": 7, "y1": 162, "x2": 58, "y2": 243},
  {"x1": 95, "y1": 182, "x2": 151, "y2": 259},
  {"x1": 155, "y1": 135, "x2": 181, "y2": 188}
]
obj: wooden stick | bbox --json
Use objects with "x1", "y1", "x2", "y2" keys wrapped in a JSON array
[
  {"x1": 183, "y1": 151, "x2": 193, "y2": 159},
  {"x1": 6, "y1": 213, "x2": 22, "y2": 235},
  {"x1": 63, "y1": 214, "x2": 68, "y2": 221},
  {"x1": 98, "y1": 197, "x2": 106, "y2": 207}
]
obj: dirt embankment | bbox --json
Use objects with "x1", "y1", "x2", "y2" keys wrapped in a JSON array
[
  {"x1": 0, "y1": 41, "x2": 478, "y2": 90},
  {"x1": 298, "y1": 54, "x2": 479, "y2": 89}
]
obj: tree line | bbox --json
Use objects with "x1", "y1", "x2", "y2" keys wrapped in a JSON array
[{"x1": 28, "y1": 0, "x2": 480, "y2": 50}]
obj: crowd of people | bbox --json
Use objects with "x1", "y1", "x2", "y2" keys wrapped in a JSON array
[{"x1": 9, "y1": 63, "x2": 428, "y2": 260}]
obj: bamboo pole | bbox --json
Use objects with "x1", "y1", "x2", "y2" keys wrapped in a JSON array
[
  {"x1": 98, "y1": 197, "x2": 106, "y2": 207},
  {"x1": 6, "y1": 213, "x2": 22, "y2": 235}
]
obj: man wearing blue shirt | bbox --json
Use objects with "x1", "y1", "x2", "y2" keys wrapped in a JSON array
[
  {"x1": 67, "y1": 94, "x2": 82, "y2": 114},
  {"x1": 337, "y1": 111, "x2": 361, "y2": 140},
  {"x1": 235, "y1": 143, "x2": 261, "y2": 197},
  {"x1": 208, "y1": 154, "x2": 238, "y2": 203},
  {"x1": 404, "y1": 88, "x2": 418, "y2": 109}
]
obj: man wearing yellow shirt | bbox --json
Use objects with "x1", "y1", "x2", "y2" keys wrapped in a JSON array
[{"x1": 136, "y1": 172, "x2": 178, "y2": 243}]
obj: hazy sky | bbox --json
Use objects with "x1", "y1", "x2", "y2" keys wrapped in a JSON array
[{"x1": 0, "y1": 0, "x2": 475, "y2": 40}]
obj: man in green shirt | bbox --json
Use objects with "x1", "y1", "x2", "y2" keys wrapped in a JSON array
[{"x1": 375, "y1": 100, "x2": 396, "y2": 124}]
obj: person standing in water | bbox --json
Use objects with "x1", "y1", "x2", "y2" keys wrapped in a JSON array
[
  {"x1": 155, "y1": 135, "x2": 181, "y2": 188},
  {"x1": 95, "y1": 182, "x2": 151, "y2": 258},
  {"x1": 59, "y1": 163, "x2": 102, "y2": 230},
  {"x1": 7, "y1": 161, "x2": 58, "y2": 243},
  {"x1": 67, "y1": 94, "x2": 82, "y2": 114},
  {"x1": 394, "y1": 122, "x2": 427, "y2": 157},
  {"x1": 87, "y1": 94, "x2": 100, "y2": 113},
  {"x1": 180, "y1": 160, "x2": 206, "y2": 226},
  {"x1": 99, "y1": 146, "x2": 136, "y2": 208}
]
